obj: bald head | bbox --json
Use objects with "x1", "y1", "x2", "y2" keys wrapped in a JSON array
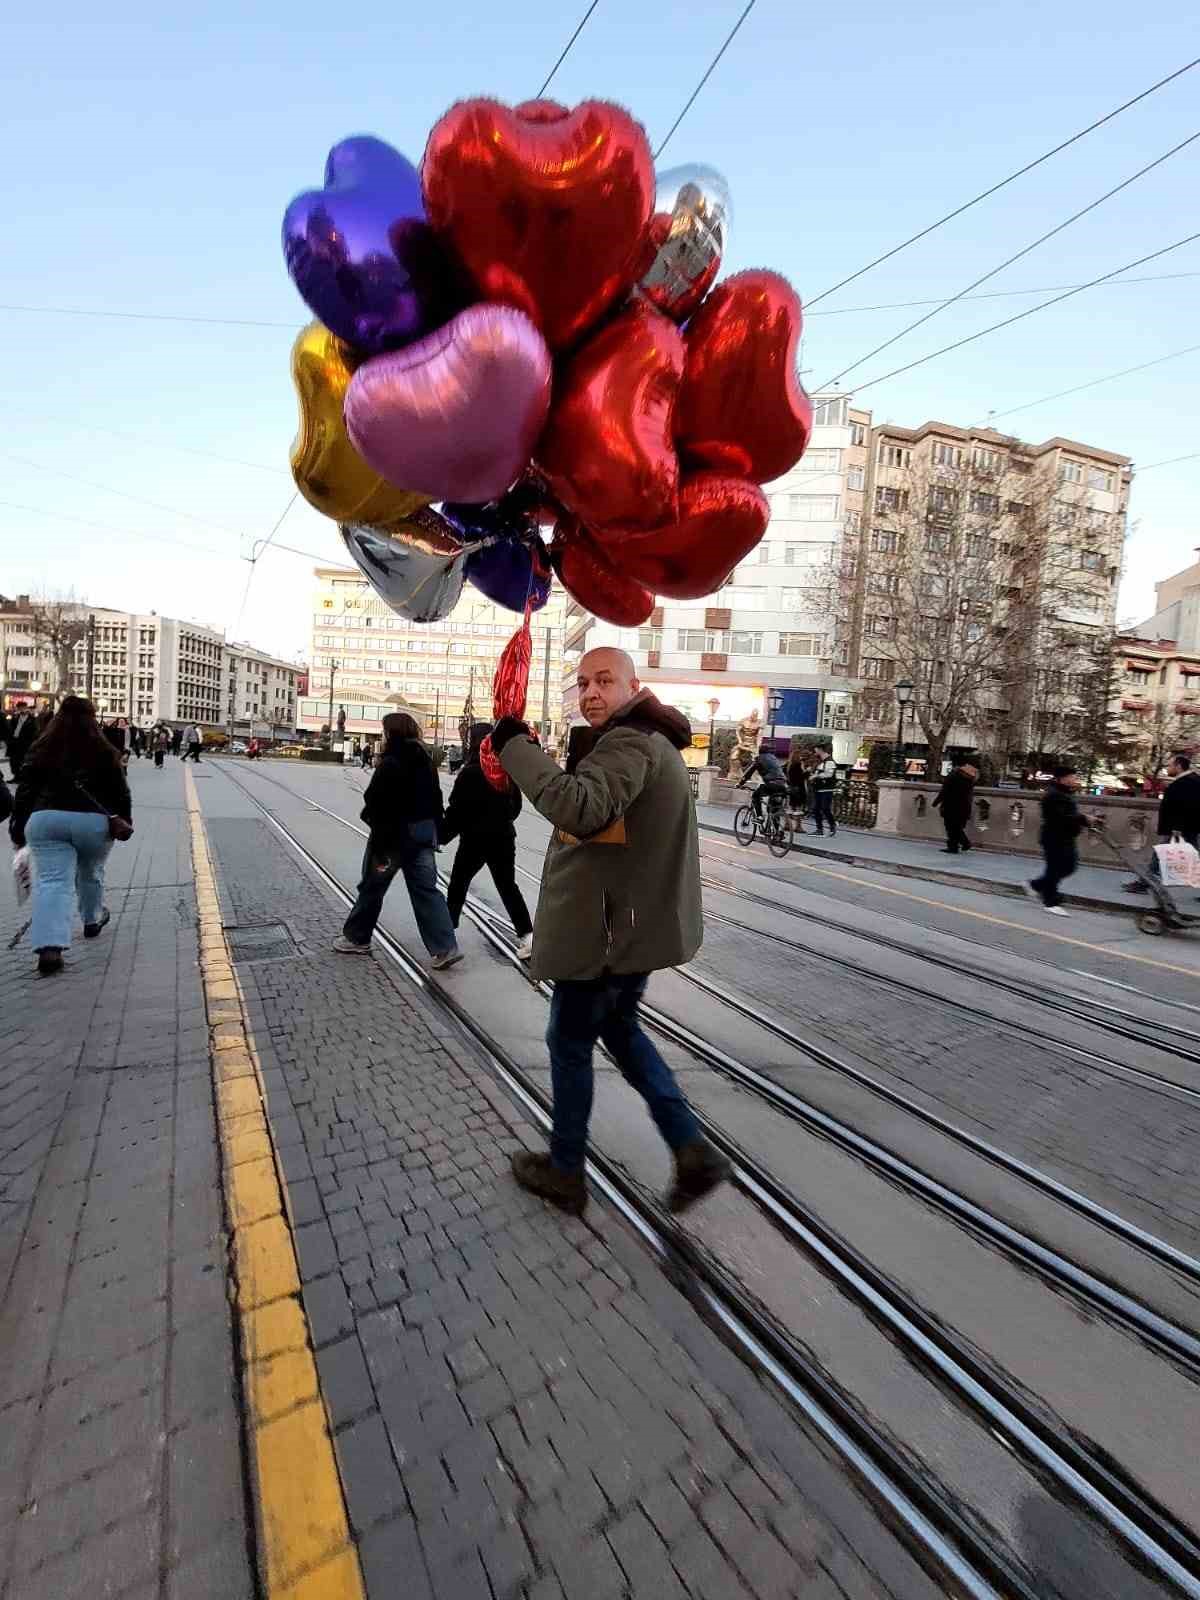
[{"x1": 577, "y1": 647, "x2": 640, "y2": 728}]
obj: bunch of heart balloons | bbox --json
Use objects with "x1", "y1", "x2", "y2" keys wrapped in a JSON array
[{"x1": 282, "y1": 97, "x2": 812, "y2": 627}]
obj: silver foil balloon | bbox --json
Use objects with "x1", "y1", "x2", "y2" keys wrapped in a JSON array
[
  {"x1": 639, "y1": 164, "x2": 732, "y2": 323},
  {"x1": 338, "y1": 509, "x2": 467, "y2": 622}
]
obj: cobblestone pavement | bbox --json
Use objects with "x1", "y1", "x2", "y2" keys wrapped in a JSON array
[
  {"x1": 202, "y1": 790, "x2": 942, "y2": 1600},
  {"x1": 0, "y1": 765, "x2": 254, "y2": 1600}
]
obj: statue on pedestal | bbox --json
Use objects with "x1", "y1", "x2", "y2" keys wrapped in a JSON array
[
  {"x1": 336, "y1": 705, "x2": 346, "y2": 737},
  {"x1": 728, "y1": 709, "x2": 762, "y2": 777}
]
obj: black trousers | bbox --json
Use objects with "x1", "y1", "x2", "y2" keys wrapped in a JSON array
[
  {"x1": 446, "y1": 833, "x2": 532, "y2": 937},
  {"x1": 942, "y1": 814, "x2": 971, "y2": 852},
  {"x1": 811, "y1": 790, "x2": 836, "y2": 832},
  {"x1": 1032, "y1": 842, "x2": 1077, "y2": 906}
]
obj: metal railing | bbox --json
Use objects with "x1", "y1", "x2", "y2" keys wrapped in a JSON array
[
  {"x1": 687, "y1": 768, "x2": 701, "y2": 798},
  {"x1": 833, "y1": 780, "x2": 878, "y2": 829}
]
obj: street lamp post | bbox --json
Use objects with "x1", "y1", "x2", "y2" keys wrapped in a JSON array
[
  {"x1": 893, "y1": 677, "x2": 915, "y2": 778},
  {"x1": 767, "y1": 689, "x2": 784, "y2": 750},
  {"x1": 326, "y1": 659, "x2": 338, "y2": 747},
  {"x1": 706, "y1": 697, "x2": 720, "y2": 766}
]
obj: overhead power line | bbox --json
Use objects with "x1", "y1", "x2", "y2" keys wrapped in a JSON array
[
  {"x1": 805, "y1": 271, "x2": 1200, "y2": 317},
  {"x1": 0, "y1": 499, "x2": 242, "y2": 561},
  {"x1": 0, "y1": 302, "x2": 292, "y2": 329},
  {"x1": 974, "y1": 343, "x2": 1200, "y2": 426},
  {"x1": 234, "y1": 491, "x2": 301, "y2": 637},
  {"x1": 654, "y1": 0, "x2": 758, "y2": 160},
  {"x1": 807, "y1": 55, "x2": 1200, "y2": 307},
  {"x1": 4, "y1": 411, "x2": 288, "y2": 475},
  {"x1": 1133, "y1": 451, "x2": 1200, "y2": 474},
  {"x1": 0, "y1": 451, "x2": 247, "y2": 538},
  {"x1": 818, "y1": 128, "x2": 1200, "y2": 389},
  {"x1": 537, "y1": 0, "x2": 602, "y2": 96},
  {"x1": 845, "y1": 229, "x2": 1200, "y2": 396}
]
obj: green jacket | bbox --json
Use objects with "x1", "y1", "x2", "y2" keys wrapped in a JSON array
[{"x1": 500, "y1": 690, "x2": 702, "y2": 981}]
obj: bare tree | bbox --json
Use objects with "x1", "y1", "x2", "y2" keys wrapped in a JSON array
[{"x1": 28, "y1": 594, "x2": 90, "y2": 702}]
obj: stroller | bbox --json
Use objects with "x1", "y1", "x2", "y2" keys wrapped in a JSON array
[{"x1": 1090, "y1": 823, "x2": 1200, "y2": 937}]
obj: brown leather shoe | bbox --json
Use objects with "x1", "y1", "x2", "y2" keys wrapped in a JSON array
[
  {"x1": 666, "y1": 1137, "x2": 731, "y2": 1214},
  {"x1": 511, "y1": 1151, "x2": 587, "y2": 1216}
]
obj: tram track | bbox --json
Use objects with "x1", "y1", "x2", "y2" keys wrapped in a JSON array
[{"x1": 214, "y1": 760, "x2": 1200, "y2": 1599}]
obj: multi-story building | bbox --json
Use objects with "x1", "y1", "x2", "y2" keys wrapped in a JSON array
[
  {"x1": 223, "y1": 643, "x2": 301, "y2": 739},
  {"x1": 563, "y1": 394, "x2": 872, "y2": 761},
  {"x1": 302, "y1": 567, "x2": 567, "y2": 749},
  {"x1": 0, "y1": 595, "x2": 58, "y2": 711},
  {"x1": 1112, "y1": 554, "x2": 1200, "y2": 766}
]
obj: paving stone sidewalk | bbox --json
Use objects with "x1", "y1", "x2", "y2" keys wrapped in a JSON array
[
  {"x1": 203, "y1": 791, "x2": 940, "y2": 1600},
  {"x1": 0, "y1": 765, "x2": 254, "y2": 1600}
]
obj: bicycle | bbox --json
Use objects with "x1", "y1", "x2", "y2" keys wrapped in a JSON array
[{"x1": 733, "y1": 791, "x2": 794, "y2": 858}]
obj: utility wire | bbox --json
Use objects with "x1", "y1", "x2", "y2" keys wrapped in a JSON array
[
  {"x1": 1133, "y1": 451, "x2": 1200, "y2": 474},
  {"x1": 3, "y1": 411, "x2": 288, "y2": 475},
  {"x1": 818, "y1": 128, "x2": 1200, "y2": 388},
  {"x1": 0, "y1": 302, "x2": 292, "y2": 328},
  {"x1": 537, "y1": 0, "x2": 602, "y2": 96},
  {"x1": 0, "y1": 451, "x2": 247, "y2": 538},
  {"x1": 806, "y1": 271, "x2": 1200, "y2": 317},
  {"x1": 654, "y1": 0, "x2": 758, "y2": 160},
  {"x1": 974, "y1": 343, "x2": 1200, "y2": 427},
  {"x1": 234, "y1": 491, "x2": 300, "y2": 637},
  {"x1": 843, "y1": 229, "x2": 1200, "y2": 396},
  {"x1": 0, "y1": 499, "x2": 241, "y2": 561},
  {"x1": 807, "y1": 56, "x2": 1200, "y2": 307}
]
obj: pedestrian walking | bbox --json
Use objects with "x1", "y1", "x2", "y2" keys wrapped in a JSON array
[
  {"x1": 1026, "y1": 765, "x2": 1085, "y2": 916},
  {"x1": 735, "y1": 740, "x2": 789, "y2": 823},
  {"x1": 810, "y1": 747, "x2": 839, "y2": 836},
  {"x1": 105, "y1": 716, "x2": 132, "y2": 770},
  {"x1": 7, "y1": 704, "x2": 40, "y2": 780},
  {"x1": 933, "y1": 760, "x2": 978, "y2": 853},
  {"x1": 171, "y1": 727, "x2": 184, "y2": 757},
  {"x1": 492, "y1": 646, "x2": 730, "y2": 1217},
  {"x1": 1123, "y1": 753, "x2": 1200, "y2": 892},
  {"x1": 333, "y1": 712, "x2": 461, "y2": 968},
  {"x1": 183, "y1": 724, "x2": 203, "y2": 762},
  {"x1": 361, "y1": 743, "x2": 373, "y2": 770},
  {"x1": 152, "y1": 725, "x2": 169, "y2": 769},
  {"x1": 8, "y1": 695, "x2": 132, "y2": 975},
  {"x1": 441, "y1": 722, "x2": 534, "y2": 959},
  {"x1": 786, "y1": 747, "x2": 809, "y2": 832}
]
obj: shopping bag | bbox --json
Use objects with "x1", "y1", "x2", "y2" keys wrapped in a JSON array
[
  {"x1": 1153, "y1": 835, "x2": 1200, "y2": 888},
  {"x1": 12, "y1": 846, "x2": 32, "y2": 905}
]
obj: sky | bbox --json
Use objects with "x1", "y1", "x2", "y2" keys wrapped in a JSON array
[{"x1": 0, "y1": 0, "x2": 1196, "y2": 660}]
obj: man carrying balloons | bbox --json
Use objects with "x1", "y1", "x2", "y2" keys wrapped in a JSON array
[{"x1": 489, "y1": 648, "x2": 730, "y2": 1217}]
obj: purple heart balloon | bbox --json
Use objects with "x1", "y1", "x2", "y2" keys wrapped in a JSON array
[
  {"x1": 345, "y1": 303, "x2": 552, "y2": 505},
  {"x1": 282, "y1": 136, "x2": 458, "y2": 354}
]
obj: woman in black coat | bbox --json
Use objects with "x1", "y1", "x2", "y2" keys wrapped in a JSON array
[{"x1": 441, "y1": 722, "x2": 533, "y2": 959}]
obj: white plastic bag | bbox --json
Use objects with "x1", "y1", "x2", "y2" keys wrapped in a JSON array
[
  {"x1": 12, "y1": 846, "x2": 32, "y2": 905},
  {"x1": 1153, "y1": 835, "x2": 1200, "y2": 889}
]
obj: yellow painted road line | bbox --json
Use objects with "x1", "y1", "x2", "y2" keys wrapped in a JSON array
[
  {"x1": 701, "y1": 834, "x2": 1200, "y2": 979},
  {"x1": 184, "y1": 767, "x2": 365, "y2": 1600}
]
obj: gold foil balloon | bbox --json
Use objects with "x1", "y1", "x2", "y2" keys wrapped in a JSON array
[
  {"x1": 289, "y1": 321, "x2": 430, "y2": 524},
  {"x1": 338, "y1": 510, "x2": 468, "y2": 623},
  {"x1": 640, "y1": 164, "x2": 732, "y2": 323}
]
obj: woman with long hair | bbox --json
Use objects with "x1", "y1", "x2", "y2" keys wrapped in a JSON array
[
  {"x1": 441, "y1": 722, "x2": 533, "y2": 958},
  {"x1": 333, "y1": 711, "x2": 461, "y2": 968},
  {"x1": 9, "y1": 695, "x2": 132, "y2": 976}
]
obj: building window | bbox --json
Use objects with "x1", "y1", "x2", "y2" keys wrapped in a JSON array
[
  {"x1": 846, "y1": 465, "x2": 865, "y2": 491},
  {"x1": 798, "y1": 448, "x2": 842, "y2": 474},
  {"x1": 969, "y1": 491, "x2": 1000, "y2": 516},
  {"x1": 867, "y1": 573, "x2": 900, "y2": 596},
  {"x1": 849, "y1": 421, "x2": 866, "y2": 447},
  {"x1": 677, "y1": 629, "x2": 727, "y2": 652},
  {"x1": 878, "y1": 444, "x2": 910, "y2": 470},
  {"x1": 730, "y1": 630, "x2": 763, "y2": 655},
  {"x1": 875, "y1": 486, "x2": 908, "y2": 515},
  {"x1": 966, "y1": 535, "x2": 994, "y2": 559},
  {"x1": 783, "y1": 543, "x2": 831, "y2": 567},
  {"x1": 779, "y1": 633, "x2": 823, "y2": 656},
  {"x1": 1126, "y1": 668, "x2": 1150, "y2": 686},
  {"x1": 1087, "y1": 467, "x2": 1114, "y2": 492},
  {"x1": 932, "y1": 442, "x2": 963, "y2": 468},
  {"x1": 786, "y1": 494, "x2": 839, "y2": 521},
  {"x1": 812, "y1": 396, "x2": 847, "y2": 427},
  {"x1": 861, "y1": 657, "x2": 895, "y2": 681},
  {"x1": 921, "y1": 573, "x2": 948, "y2": 598},
  {"x1": 1079, "y1": 549, "x2": 1105, "y2": 572},
  {"x1": 929, "y1": 485, "x2": 957, "y2": 514},
  {"x1": 972, "y1": 447, "x2": 1002, "y2": 471},
  {"x1": 870, "y1": 528, "x2": 902, "y2": 555},
  {"x1": 637, "y1": 628, "x2": 662, "y2": 651},
  {"x1": 866, "y1": 615, "x2": 896, "y2": 639},
  {"x1": 1059, "y1": 460, "x2": 1084, "y2": 485}
]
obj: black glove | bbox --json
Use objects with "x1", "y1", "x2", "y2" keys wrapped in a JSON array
[{"x1": 490, "y1": 717, "x2": 532, "y2": 756}]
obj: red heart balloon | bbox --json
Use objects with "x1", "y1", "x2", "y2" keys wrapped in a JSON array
[
  {"x1": 550, "y1": 521, "x2": 654, "y2": 626},
  {"x1": 674, "y1": 270, "x2": 813, "y2": 483},
  {"x1": 536, "y1": 301, "x2": 685, "y2": 532},
  {"x1": 595, "y1": 473, "x2": 768, "y2": 600},
  {"x1": 422, "y1": 98, "x2": 655, "y2": 351}
]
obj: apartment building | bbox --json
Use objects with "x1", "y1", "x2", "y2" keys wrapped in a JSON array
[
  {"x1": 1112, "y1": 552, "x2": 1200, "y2": 765},
  {"x1": 224, "y1": 643, "x2": 301, "y2": 739},
  {"x1": 847, "y1": 422, "x2": 1130, "y2": 762},
  {"x1": 563, "y1": 394, "x2": 872, "y2": 760},
  {"x1": 302, "y1": 568, "x2": 567, "y2": 748}
]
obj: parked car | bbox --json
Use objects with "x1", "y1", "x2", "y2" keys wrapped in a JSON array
[{"x1": 229, "y1": 740, "x2": 247, "y2": 754}]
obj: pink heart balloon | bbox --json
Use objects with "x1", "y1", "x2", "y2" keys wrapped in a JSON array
[{"x1": 344, "y1": 303, "x2": 552, "y2": 504}]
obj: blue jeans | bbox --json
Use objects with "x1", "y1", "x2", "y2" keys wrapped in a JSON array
[
  {"x1": 547, "y1": 973, "x2": 700, "y2": 1172},
  {"x1": 26, "y1": 810, "x2": 112, "y2": 951},
  {"x1": 343, "y1": 826, "x2": 457, "y2": 957},
  {"x1": 812, "y1": 790, "x2": 836, "y2": 832}
]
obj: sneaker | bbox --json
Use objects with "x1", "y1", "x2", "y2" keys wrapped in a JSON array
[
  {"x1": 36, "y1": 948, "x2": 64, "y2": 976},
  {"x1": 511, "y1": 1151, "x2": 587, "y2": 1215},
  {"x1": 1022, "y1": 882, "x2": 1040, "y2": 903},
  {"x1": 431, "y1": 948, "x2": 463, "y2": 971},
  {"x1": 332, "y1": 935, "x2": 371, "y2": 955},
  {"x1": 666, "y1": 1137, "x2": 732, "y2": 1214},
  {"x1": 515, "y1": 934, "x2": 534, "y2": 961},
  {"x1": 1122, "y1": 880, "x2": 1148, "y2": 894},
  {"x1": 83, "y1": 909, "x2": 111, "y2": 939},
  {"x1": 1045, "y1": 906, "x2": 1070, "y2": 917}
]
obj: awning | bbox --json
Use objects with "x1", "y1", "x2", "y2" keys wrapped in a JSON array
[
  {"x1": 1125, "y1": 658, "x2": 1157, "y2": 671},
  {"x1": 1121, "y1": 699, "x2": 1149, "y2": 711},
  {"x1": 1180, "y1": 664, "x2": 1200, "y2": 676}
]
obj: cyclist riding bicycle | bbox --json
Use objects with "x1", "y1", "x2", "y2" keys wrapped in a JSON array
[{"x1": 736, "y1": 743, "x2": 789, "y2": 822}]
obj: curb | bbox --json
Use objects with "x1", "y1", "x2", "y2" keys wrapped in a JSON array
[
  {"x1": 698, "y1": 820, "x2": 1133, "y2": 916},
  {"x1": 185, "y1": 767, "x2": 366, "y2": 1600}
]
